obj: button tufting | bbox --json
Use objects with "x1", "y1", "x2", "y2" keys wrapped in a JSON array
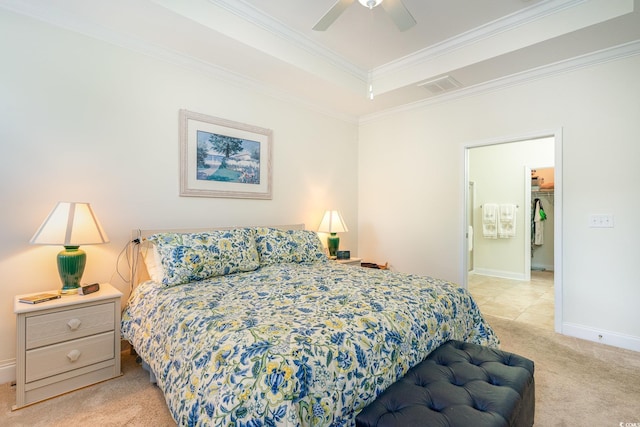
[
  {"x1": 355, "y1": 340, "x2": 535, "y2": 427},
  {"x1": 474, "y1": 401, "x2": 489, "y2": 412},
  {"x1": 470, "y1": 357, "x2": 483, "y2": 366},
  {"x1": 428, "y1": 403, "x2": 442, "y2": 412},
  {"x1": 451, "y1": 375, "x2": 466, "y2": 387}
]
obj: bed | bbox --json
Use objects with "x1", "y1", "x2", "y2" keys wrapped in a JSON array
[{"x1": 121, "y1": 225, "x2": 499, "y2": 426}]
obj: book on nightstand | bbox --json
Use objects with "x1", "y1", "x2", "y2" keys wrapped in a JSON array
[{"x1": 18, "y1": 292, "x2": 61, "y2": 304}]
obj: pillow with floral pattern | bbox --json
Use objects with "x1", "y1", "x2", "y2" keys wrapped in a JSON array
[
  {"x1": 148, "y1": 228, "x2": 260, "y2": 286},
  {"x1": 254, "y1": 227, "x2": 327, "y2": 266}
]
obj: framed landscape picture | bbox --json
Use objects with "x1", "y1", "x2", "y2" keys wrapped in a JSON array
[{"x1": 179, "y1": 109, "x2": 272, "y2": 199}]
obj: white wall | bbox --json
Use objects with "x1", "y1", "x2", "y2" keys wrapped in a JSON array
[
  {"x1": 0, "y1": 10, "x2": 359, "y2": 381},
  {"x1": 469, "y1": 138, "x2": 554, "y2": 279},
  {"x1": 359, "y1": 53, "x2": 640, "y2": 351}
]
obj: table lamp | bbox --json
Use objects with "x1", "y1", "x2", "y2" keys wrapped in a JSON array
[
  {"x1": 30, "y1": 202, "x2": 109, "y2": 294},
  {"x1": 318, "y1": 210, "x2": 348, "y2": 257}
]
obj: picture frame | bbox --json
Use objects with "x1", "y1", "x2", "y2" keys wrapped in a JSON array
[{"x1": 179, "y1": 109, "x2": 272, "y2": 199}]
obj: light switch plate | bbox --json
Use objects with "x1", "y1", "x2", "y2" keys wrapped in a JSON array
[{"x1": 589, "y1": 214, "x2": 614, "y2": 228}]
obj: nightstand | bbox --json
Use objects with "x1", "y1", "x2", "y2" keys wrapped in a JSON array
[
  {"x1": 13, "y1": 283, "x2": 122, "y2": 409},
  {"x1": 335, "y1": 257, "x2": 362, "y2": 266}
]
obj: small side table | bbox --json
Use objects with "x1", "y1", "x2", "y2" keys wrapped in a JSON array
[
  {"x1": 13, "y1": 283, "x2": 122, "y2": 409},
  {"x1": 335, "y1": 257, "x2": 362, "y2": 266}
]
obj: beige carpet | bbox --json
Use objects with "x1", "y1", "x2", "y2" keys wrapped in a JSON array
[
  {"x1": 1, "y1": 348, "x2": 175, "y2": 427},
  {"x1": 2, "y1": 316, "x2": 640, "y2": 426},
  {"x1": 488, "y1": 315, "x2": 640, "y2": 426}
]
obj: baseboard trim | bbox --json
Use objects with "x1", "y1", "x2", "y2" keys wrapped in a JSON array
[
  {"x1": 473, "y1": 268, "x2": 527, "y2": 281},
  {"x1": 0, "y1": 360, "x2": 16, "y2": 385},
  {"x1": 563, "y1": 322, "x2": 640, "y2": 352},
  {"x1": 531, "y1": 264, "x2": 554, "y2": 272}
]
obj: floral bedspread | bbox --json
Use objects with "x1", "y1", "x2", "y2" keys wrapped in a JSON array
[{"x1": 121, "y1": 262, "x2": 499, "y2": 426}]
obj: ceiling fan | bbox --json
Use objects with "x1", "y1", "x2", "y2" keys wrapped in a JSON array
[{"x1": 313, "y1": 0, "x2": 417, "y2": 32}]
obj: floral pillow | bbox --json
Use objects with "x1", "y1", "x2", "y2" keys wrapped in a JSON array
[
  {"x1": 148, "y1": 228, "x2": 260, "y2": 286},
  {"x1": 254, "y1": 227, "x2": 327, "y2": 266}
]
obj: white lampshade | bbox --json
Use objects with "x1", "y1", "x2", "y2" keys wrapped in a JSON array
[
  {"x1": 30, "y1": 202, "x2": 109, "y2": 246},
  {"x1": 318, "y1": 210, "x2": 349, "y2": 234}
]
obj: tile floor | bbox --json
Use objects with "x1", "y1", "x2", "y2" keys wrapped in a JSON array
[{"x1": 468, "y1": 270, "x2": 555, "y2": 331}]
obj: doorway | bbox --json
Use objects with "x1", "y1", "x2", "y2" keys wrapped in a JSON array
[
  {"x1": 530, "y1": 167, "x2": 555, "y2": 272},
  {"x1": 462, "y1": 130, "x2": 563, "y2": 333},
  {"x1": 468, "y1": 181, "x2": 474, "y2": 272}
]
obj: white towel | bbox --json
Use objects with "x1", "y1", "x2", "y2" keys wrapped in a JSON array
[
  {"x1": 498, "y1": 204, "x2": 517, "y2": 238},
  {"x1": 482, "y1": 203, "x2": 498, "y2": 239}
]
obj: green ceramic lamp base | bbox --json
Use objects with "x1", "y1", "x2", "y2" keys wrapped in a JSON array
[
  {"x1": 327, "y1": 233, "x2": 340, "y2": 258},
  {"x1": 58, "y1": 246, "x2": 86, "y2": 294}
]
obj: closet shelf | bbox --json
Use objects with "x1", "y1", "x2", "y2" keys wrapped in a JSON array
[{"x1": 532, "y1": 189, "x2": 554, "y2": 205}]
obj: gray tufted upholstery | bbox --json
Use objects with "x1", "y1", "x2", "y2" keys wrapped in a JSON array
[{"x1": 355, "y1": 340, "x2": 535, "y2": 427}]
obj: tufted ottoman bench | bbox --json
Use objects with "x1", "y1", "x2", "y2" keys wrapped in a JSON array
[{"x1": 356, "y1": 340, "x2": 535, "y2": 427}]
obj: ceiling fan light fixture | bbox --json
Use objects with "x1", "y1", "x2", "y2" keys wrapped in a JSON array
[
  {"x1": 358, "y1": 0, "x2": 383, "y2": 9},
  {"x1": 314, "y1": 0, "x2": 414, "y2": 32}
]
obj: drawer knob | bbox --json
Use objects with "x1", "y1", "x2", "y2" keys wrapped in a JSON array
[
  {"x1": 67, "y1": 349, "x2": 81, "y2": 362},
  {"x1": 67, "y1": 318, "x2": 82, "y2": 330}
]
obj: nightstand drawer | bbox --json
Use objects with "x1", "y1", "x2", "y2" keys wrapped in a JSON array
[
  {"x1": 25, "y1": 331, "x2": 115, "y2": 383},
  {"x1": 25, "y1": 302, "x2": 115, "y2": 350}
]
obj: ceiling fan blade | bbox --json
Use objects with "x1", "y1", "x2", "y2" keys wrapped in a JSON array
[
  {"x1": 381, "y1": 0, "x2": 416, "y2": 32},
  {"x1": 313, "y1": 0, "x2": 355, "y2": 31}
]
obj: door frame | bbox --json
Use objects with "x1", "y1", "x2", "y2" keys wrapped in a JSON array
[{"x1": 462, "y1": 128, "x2": 563, "y2": 333}]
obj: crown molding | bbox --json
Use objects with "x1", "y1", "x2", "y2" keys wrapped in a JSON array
[
  {"x1": 209, "y1": 0, "x2": 366, "y2": 80},
  {"x1": 0, "y1": 0, "x2": 359, "y2": 124},
  {"x1": 373, "y1": 0, "x2": 586, "y2": 79},
  {"x1": 212, "y1": 0, "x2": 589, "y2": 86},
  {"x1": 360, "y1": 39, "x2": 640, "y2": 123},
  {"x1": 2, "y1": 0, "x2": 637, "y2": 124}
]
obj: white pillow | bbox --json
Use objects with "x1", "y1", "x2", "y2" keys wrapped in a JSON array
[{"x1": 140, "y1": 242, "x2": 164, "y2": 283}]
